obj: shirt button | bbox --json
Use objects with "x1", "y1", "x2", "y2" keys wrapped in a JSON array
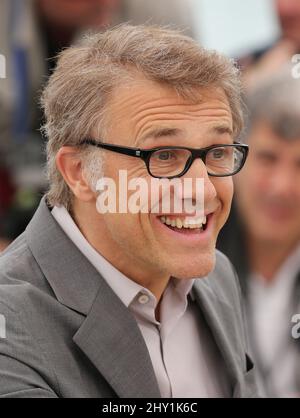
[{"x1": 138, "y1": 294, "x2": 150, "y2": 304}]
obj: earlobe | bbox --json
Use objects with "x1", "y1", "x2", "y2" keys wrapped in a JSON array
[{"x1": 56, "y1": 147, "x2": 95, "y2": 202}]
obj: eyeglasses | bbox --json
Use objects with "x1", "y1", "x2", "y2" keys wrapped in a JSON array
[{"x1": 80, "y1": 138, "x2": 249, "y2": 179}]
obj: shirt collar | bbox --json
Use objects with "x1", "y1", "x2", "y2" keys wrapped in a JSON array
[
  {"x1": 250, "y1": 242, "x2": 300, "y2": 296},
  {"x1": 171, "y1": 276, "x2": 195, "y2": 300}
]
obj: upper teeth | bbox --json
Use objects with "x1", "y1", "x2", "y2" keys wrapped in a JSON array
[{"x1": 160, "y1": 215, "x2": 207, "y2": 229}]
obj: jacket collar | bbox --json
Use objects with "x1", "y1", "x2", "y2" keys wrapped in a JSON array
[
  {"x1": 25, "y1": 197, "x2": 101, "y2": 316},
  {"x1": 192, "y1": 278, "x2": 245, "y2": 397}
]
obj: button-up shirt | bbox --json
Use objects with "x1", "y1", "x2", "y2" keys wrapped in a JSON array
[
  {"x1": 249, "y1": 244, "x2": 300, "y2": 397},
  {"x1": 52, "y1": 205, "x2": 230, "y2": 397}
]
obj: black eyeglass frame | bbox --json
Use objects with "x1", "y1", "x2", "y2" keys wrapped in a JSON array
[{"x1": 80, "y1": 138, "x2": 249, "y2": 179}]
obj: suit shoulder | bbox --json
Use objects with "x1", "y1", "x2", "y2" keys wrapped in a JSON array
[
  {"x1": 214, "y1": 249, "x2": 239, "y2": 279},
  {"x1": 206, "y1": 249, "x2": 242, "y2": 308},
  {"x1": 0, "y1": 233, "x2": 55, "y2": 310}
]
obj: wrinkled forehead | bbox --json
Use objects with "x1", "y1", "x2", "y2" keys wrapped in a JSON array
[
  {"x1": 100, "y1": 79, "x2": 233, "y2": 146},
  {"x1": 248, "y1": 119, "x2": 300, "y2": 156}
]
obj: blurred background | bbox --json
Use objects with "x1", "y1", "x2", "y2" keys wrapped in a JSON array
[
  {"x1": 1, "y1": 0, "x2": 300, "y2": 398},
  {"x1": 195, "y1": 0, "x2": 280, "y2": 56}
]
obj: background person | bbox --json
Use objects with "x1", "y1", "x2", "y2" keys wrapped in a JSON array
[
  {"x1": 218, "y1": 68, "x2": 300, "y2": 397},
  {"x1": 240, "y1": 0, "x2": 300, "y2": 91},
  {"x1": 0, "y1": 0, "x2": 120, "y2": 248}
]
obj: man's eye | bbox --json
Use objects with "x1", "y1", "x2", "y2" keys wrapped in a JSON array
[
  {"x1": 256, "y1": 152, "x2": 277, "y2": 164},
  {"x1": 156, "y1": 150, "x2": 175, "y2": 161},
  {"x1": 211, "y1": 148, "x2": 226, "y2": 159}
]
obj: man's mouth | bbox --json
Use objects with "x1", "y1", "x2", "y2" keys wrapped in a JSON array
[{"x1": 158, "y1": 214, "x2": 208, "y2": 234}]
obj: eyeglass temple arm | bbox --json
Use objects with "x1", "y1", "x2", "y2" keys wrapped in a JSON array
[{"x1": 80, "y1": 138, "x2": 143, "y2": 158}]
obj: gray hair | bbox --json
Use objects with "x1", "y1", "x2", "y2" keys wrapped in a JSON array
[
  {"x1": 245, "y1": 66, "x2": 300, "y2": 141},
  {"x1": 41, "y1": 23, "x2": 244, "y2": 209}
]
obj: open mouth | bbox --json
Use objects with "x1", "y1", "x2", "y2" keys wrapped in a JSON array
[{"x1": 158, "y1": 214, "x2": 209, "y2": 234}]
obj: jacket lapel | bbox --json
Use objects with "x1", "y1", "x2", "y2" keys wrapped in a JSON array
[
  {"x1": 26, "y1": 197, "x2": 161, "y2": 398},
  {"x1": 73, "y1": 281, "x2": 161, "y2": 398},
  {"x1": 192, "y1": 278, "x2": 245, "y2": 397}
]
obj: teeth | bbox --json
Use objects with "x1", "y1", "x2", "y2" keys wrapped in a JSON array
[
  {"x1": 176, "y1": 219, "x2": 183, "y2": 229},
  {"x1": 160, "y1": 215, "x2": 207, "y2": 229}
]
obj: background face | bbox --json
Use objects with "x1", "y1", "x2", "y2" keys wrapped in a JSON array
[
  {"x1": 38, "y1": 0, "x2": 119, "y2": 29},
  {"x1": 234, "y1": 120, "x2": 300, "y2": 247},
  {"x1": 94, "y1": 79, "x2": 234, "y2": 281},
  {"x1": 276, "y1": 0, "x2": 300, "y2": 44}
]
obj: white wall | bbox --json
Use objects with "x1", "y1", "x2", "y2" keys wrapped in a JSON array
[{"x1": 191, "y1": 0, "x2": 281, "y2": 57}]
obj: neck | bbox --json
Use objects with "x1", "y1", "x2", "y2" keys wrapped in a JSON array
[
  {"x1": 71, "y1": 200, "x2": 170, "y2": 304},
  {"x1": 247, "y1": 234, "x2": 298, "y2": 283}
]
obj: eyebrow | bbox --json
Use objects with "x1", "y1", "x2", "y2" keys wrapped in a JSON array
[
  {"x1": 211, "y1": 124, "x2": 233, "y2": 136},
  {"x1": 139, "y1": 127, "x2": 183, "y2": 143},
  {"x1": 138, "y1": 124, "x2": 233, "y2": 144}
]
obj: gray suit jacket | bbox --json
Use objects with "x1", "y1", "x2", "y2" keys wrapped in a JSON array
[{"x1": 0, "y1": 198, "x2": 260, "y2": 398}]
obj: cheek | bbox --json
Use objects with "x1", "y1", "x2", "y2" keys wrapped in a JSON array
[
  {"x1": 105, "y1": 213, "x2": 143, "y2": 244},
  {"x1": 250, "y1": 177, "x2": 269, "y2": 201}
]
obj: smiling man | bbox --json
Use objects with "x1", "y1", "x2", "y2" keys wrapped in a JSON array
[{"x1": 0, "y1": 24, "x2": 259, "y2": 398}]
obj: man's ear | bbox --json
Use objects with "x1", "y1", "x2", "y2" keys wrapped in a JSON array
[{"x1": 56, "y1": 146, "x2": 95, "y2": 202}]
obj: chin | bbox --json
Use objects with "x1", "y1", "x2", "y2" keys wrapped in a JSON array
[
  {"x1": 168, "y1": 251, "x2": 216, "y2": 279},
  {"x1": 252, "y1": 225, "x2": 293, "y2": 245}
]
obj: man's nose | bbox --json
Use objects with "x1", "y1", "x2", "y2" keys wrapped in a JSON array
[
  {"x1": 269, "y1": 166, "x2": 297, "y2": 197},
  {"x1": 185, "y1": 158, "x2": 217, "y2": 203}
]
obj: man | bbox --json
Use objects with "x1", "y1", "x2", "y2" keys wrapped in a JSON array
[
  {"x1": 0, "y1": 24, "x2": 258, "y2": 398},
  {"x1": 218, "y1": 69, "x2": 300, "y2": 397},
  {"x1": 240, "y1": 0, "x2": 300, "y2": 91},
  {"x1": 120, "y1": 0, "x2": 197, "y2": 38}
]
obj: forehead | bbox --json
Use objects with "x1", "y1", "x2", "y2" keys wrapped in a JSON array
[
  {"x1": 249, "y1": 120, "x2": 300, "y2": 154},
  {"x1": 104, "y1": 79, "x2": 233, "y2": 145},
  {"x1": 249, "y1": 120, "x2": 300, "y2": 147}
]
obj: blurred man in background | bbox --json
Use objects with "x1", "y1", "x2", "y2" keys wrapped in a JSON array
[
  {"x1": 241, "y1": 0, "x2": 300, "y2": 91},
  {"x1": 120, "y1": 0, "x2": 196, "y2": 38},
  {"x1": 276, "y1": 0, "x2": 300, "y2": 46},
  {"x1": 0, "y1": 0, "x2": 120, "y2": 248},
  {"x1": 217, "y1": 69, "x2": 300, "y2": 397}
]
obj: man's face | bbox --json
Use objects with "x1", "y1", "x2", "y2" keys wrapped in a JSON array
[
  {"x1": 92, "y1": 80, "x2": 234, "y2": 280},
  {"x1": 276, "y1": 0, "x2": 300, "y2": 45},
  {"x1": 38, "y1": 0, "x2": 119, "y2": 29},
  {"x1": 235, "y1": 120, "x2": 300, "y2": 247}
]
